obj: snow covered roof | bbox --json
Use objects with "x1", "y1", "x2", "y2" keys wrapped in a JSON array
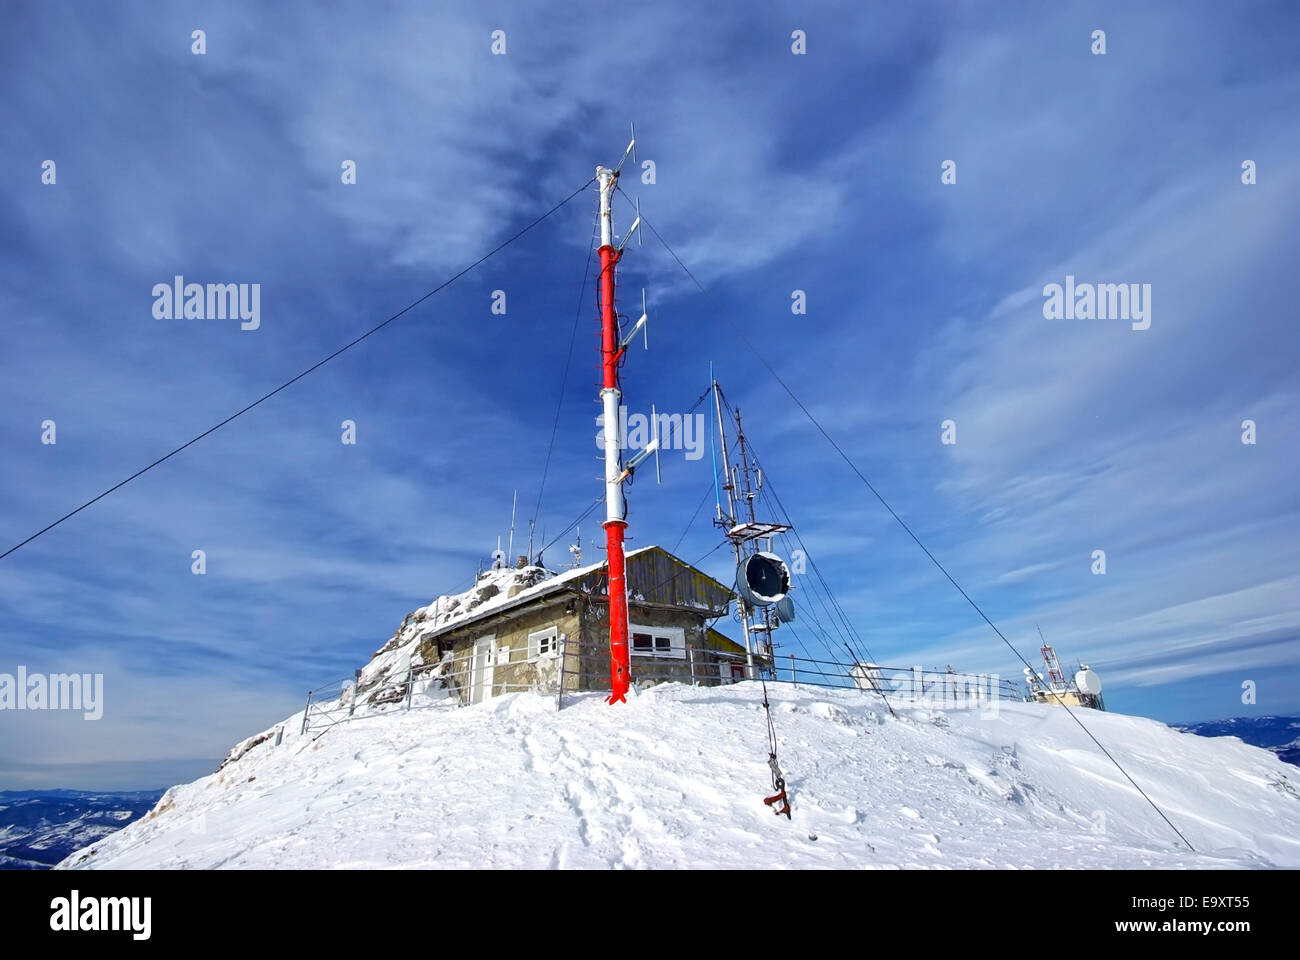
[
  {"x1": 423, "y1": 544, "x2": 662, "y2": 639},
  {"x1": 360, "y1": 545, "x2": 666, "y2": 686}
]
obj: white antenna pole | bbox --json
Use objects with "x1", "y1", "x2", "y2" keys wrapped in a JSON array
[{"x1": 507, "y1": 490, "x2": 517, "y2": 564}]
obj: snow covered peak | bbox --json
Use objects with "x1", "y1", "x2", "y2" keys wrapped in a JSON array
[{"x1": 57, "y1": 684, "x2": 1300, "y2": 869}]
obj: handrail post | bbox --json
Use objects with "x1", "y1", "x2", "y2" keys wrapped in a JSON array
[
  {"x1": 300, "y1": 690, "x2": 313, "y2": 735},
  {"x1": 688, "y1": 646, "x2": 697, "y2": 686},
  {"x1": 790, "y1": 653, "x2": 797, "y2": 687},
  {"x1": 555, "y1": 633, "x2": 568, "y2": 711}
]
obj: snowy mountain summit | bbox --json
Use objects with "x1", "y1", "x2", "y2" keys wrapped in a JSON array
[{"x1": 58, "y1": 680, "x2": 1300, "y2": 869}]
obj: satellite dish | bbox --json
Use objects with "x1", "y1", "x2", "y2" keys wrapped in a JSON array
[
  {"x1": 736, "y1": 552, "x2": 790, "y2": 607},
  {"x1": 1075, "y1": 669, "x2": 1103, "y2": 696},
  {"x1": 774, "y1": 595, "x2": 796, "y2": 623}
]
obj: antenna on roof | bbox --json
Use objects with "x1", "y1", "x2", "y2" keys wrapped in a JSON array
[
  {"x1": 506, "y1": 490, "x2": 517, "y2": 568},
  {"x1": 569, "y1": 526, "x2": 583, "y2": 569}
]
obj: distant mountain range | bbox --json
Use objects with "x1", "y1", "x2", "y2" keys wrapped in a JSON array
[
  {"x1": 1176, "y1": 715, "x2": 1300, "y2": 767},
  {"x1": 0, "y1": 790, "x2": 163, "y2": 869}
]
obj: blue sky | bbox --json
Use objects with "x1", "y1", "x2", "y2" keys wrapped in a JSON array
[{"x1": 2, "y1": 0, "x2": 1297, "y2": 789}]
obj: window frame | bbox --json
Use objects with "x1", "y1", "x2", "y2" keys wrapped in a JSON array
[
  {"x1": 527, "y1": 625, "x2": 560, "y2": 660},
  {"x1": 628, "y1": 623, "x2": 686, "y2": 660}
]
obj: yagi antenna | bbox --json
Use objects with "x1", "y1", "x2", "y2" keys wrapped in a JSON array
[
  {"x1": 621, "y1": 402, "x2": 662, "y2": 484},
  {"x1": 619, "y1": 289, "x2": 649, "y2": 352},
  {"x1": 616, "y1": 195, "x2": 642, "y2": 253},
  {"x1": 614, "y1": 121, "x2": 637, "y2": 175}
]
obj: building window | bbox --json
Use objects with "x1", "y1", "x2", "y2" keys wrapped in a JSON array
[
  {"x1": 528, "y1": 626, "x2": 559, "y2": 659},
  {"x1": 629, "y1": 624, "x2": 685, "y2": 659}
]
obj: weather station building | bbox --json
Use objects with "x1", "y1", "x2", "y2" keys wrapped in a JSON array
[{"x1": 359, "y1": 546, "x2": 752, "y2": 706}]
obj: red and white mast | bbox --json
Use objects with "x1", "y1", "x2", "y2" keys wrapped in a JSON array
[
  {"x1": 596, "y1": 163, "x2": 631, "y2": 704},
  {"x1": 594, "y1": 139, "x2": 651, "y2": 705}
]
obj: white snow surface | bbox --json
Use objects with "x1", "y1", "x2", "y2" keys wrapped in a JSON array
[{"x1": 58, "y1": 683, "x2": 1300, "y2": 869}]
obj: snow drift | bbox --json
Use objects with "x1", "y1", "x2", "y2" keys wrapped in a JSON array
[{"x1": 58, "y1": 682, "x2": 1300, "y2": 869}]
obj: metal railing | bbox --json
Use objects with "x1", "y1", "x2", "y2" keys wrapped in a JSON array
[
  {"x1": 299, "y1": 658, "x2": 461, "y2": 738},
  {"x1": 769, "y1": 655, "x2": 1025, "y2": 704},
  {"x1": 295, "y1": 642, "x2": 1025, "y2": 740}
]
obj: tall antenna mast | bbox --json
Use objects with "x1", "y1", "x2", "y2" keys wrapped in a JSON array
[
  {"x1": 713, "y1": 379, "x2": 752, "y2": 672},
  {"x1": 595, "y1": 130, "x2": 654, "y2": 706},
  {"x1": 1038, "y1": 624, "x2": 1067, "y2": 692},
  {"x1": 713, "y1": 381, "x2": 791, "y2": 677}
]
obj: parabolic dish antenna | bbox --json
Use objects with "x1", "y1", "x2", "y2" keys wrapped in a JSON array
[{"x1": 736, "y1": 552, "x2": 791, "y2": 607}]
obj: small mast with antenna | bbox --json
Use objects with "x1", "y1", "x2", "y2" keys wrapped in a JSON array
[
  {"x1": 569, "y1": 526, "x2": 583, "y2": 569},
  {"x1": 712, "y1": 378, "x2": 791, "y2": 676}
]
